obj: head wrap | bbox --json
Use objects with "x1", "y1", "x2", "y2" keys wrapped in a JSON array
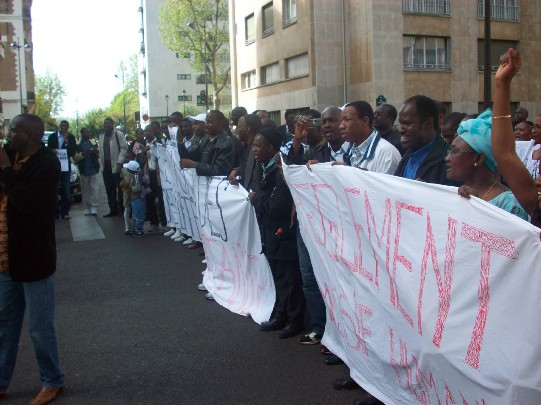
[
  {"x1": 256, "y1": 127, "x2": 282, "y2": 152},
  {"x1": 456, "y1": 109, "x2": 496, "y2": 172}
]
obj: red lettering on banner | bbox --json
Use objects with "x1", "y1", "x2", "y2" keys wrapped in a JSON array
[
  {"x1": 461, "y1": 223, "x2": 517, "y2": 369},
  {"x1": 343, "y1": 187, "x2": 374, "y2": 282},
  {"x1": 389, "y1": 327, "x2": 413, "y2": 388},
  {"x1": 364, "y1": 194, "x2": 393, "y2": 288},
  {"x1": 418, "y1": 215, "x2": 458, "y2": 345},
  {"x1": 392, "y1": 201, "x2": 423, "y2": 327},
  {"x1": 311, "y1": 183, "x2": 343, "y2": 262}
]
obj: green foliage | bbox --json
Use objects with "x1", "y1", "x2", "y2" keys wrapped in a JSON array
[
  {"x1": 78, "y1": 108, "x2": 108, "y2": 139},
  {"x1": 159, "y1": 0, "x2": 230, "y2": 110},
  {"x1": 34, "y1": 71, "x2": 66, "y2": 130}
]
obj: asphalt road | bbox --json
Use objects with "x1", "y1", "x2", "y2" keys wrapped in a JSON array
[{"x1": 2, "y1": 183, "x2": 362, "y2": 405}]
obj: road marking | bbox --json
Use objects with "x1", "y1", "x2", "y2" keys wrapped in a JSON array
[{"x1": 69, "y1": 207, "x2": 105, "y2": 241}]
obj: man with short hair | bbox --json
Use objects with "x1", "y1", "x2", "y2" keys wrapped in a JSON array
[
  {"x1": 513, "y1": 106, "x2": 529, "y2": 128},
  {"x1": 394, "y1": 95, "x2": 457, "y2": 185},
  {"x1": 285, "y1": 109, "x2": 323, "y2": 165},
  {"x1": 0, "y1": 114, "x2": 64, "y2": 404},
  {"x1": 230, "y1": 106, "x2": 248, "y2": 127},
  {"x1": 373, "y1": 104, "x2": 404, "y2": 155},
  {"x1": 99, "y1": 117, "x2": 128, "y2": 217},
  {"x1": 47, "y1": 120, "x2": 76, "y2": 219},
  {"x1": 228, "y1": 113, "x2": 263, "y2": 191}
]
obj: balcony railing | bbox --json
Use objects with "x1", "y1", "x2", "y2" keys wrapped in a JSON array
[
  {"x1": 477, "y1": 1, "x2": 518, "y2": 21},
  {"x1": 402, "y1": 0, "x2": 450, "y2": 16}
]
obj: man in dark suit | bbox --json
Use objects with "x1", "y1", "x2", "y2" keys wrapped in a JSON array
[{"x1": 47, "y1": 120, "x2": 76, "y2": 219}]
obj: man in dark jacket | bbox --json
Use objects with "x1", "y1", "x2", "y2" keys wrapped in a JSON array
[
  {"x1": 47, "y1": 120, "x2": 76, "y2": 219},
  {"x1": 395, "y1": 95, "x2": 458, "y2": 186},
  {"x1": 0, "y1": 114, "x2": 64, "y2": 404},
  {"x1": 250, "y1": 128, "x2": 305, "y2": 339}
]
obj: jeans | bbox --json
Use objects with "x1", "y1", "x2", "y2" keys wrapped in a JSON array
[
  {"x1": 0, "y1": 272, "x2": 64, "y2": 389},
  {"x1": 131, "y1": 198, "x2": 145, "y2": 233},
  {"x1": 297, "y1": 228, "x2": 326, "y2": 335},
  {"x1": 58, "y1": 171, "x2": 71, "y2": 217}
]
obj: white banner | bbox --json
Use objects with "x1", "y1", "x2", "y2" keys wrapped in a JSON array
[
  {"x1": 155, "y1": 145, "x2": 275, "y2": 324},
  {"x1": 155, "y1": 145, "x2": 201, "y2": 241},
  {"x1": 197, "y1": 177, "x2": 275, "y2": 324},
  {"x1": 283, "y1": 162, "x2": 541, "y2": 404}
]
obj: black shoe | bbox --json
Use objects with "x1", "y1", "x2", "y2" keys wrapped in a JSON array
[
  {"x1": 353, "y1": 393, "x2": 383, "y2": 405},
  {"x1": 277, "y1": 323, "x2": 303, "y2": 339},
  {"x1": 103, "y1": 212, "x2": 118, "y2": 218},
  {"x1": 333, "y1": 377, "x2": 361, "y2": 391},
  {"x1": 260, "y1": 318, "x2": 286, "y2": 332},
  {"x1": 324, "y1": 354, "x2": 344, "y2": 366}
]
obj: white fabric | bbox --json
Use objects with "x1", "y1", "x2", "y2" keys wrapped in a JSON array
[
  {"x1": 282, "y1": 162, "x2": 541, "y2": 404},
  {"x1": 349, "y1": 132, "x2": 401, "y2": 174},
  {"x1": 155, "y1": 145, "x2": 276, "y2": 324}
]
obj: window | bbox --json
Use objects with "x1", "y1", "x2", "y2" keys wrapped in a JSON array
[
  {"x1": 477, "y1": 39, "x2": 518, "y2": 71},
  {"x1": 178, "y1": 94, "x2": 193, "y2": 102},
  {"x1": 402, "y1": 0, "x2": 450, "y2": 16},
  {"x1": 477, "y1": 0, "x2": 518, "y2": 21},
  {"x1": 286, "y1": 53, "x2": 308, "y2": 79},
  {"x1": 177, "y1": 74, "x2": 191, "y2": 80},
  {"x1": 196, "y1": 74, "x2": 212, "y2": 85},
  {"x1": 262, "y1": 2, "x2": 274, "y2": 36},
  {"x1": 245, "y1": 13, "x2": 255, "y2": 45},
  {"x1": 261, "y1": 62, "x2": 280, "y2": 84},
  {"x1": 241, "y1": 70, "x2": 257, "y2": 90},
  {"x1": 403, "y1": 36, "x2": 450, "y2": 70},
  {"x1": 283, "y1": 0, "x2": 297, "y2": 27}
]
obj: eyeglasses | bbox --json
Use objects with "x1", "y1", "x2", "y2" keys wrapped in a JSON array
[{"x1": 446, "y1": 149, "x2": 477, "y2": 157}]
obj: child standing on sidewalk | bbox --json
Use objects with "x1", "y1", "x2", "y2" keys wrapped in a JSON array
[
  {"x1": 121, "y1": 160, "x2": 150, "y2": 238},
  {"x1": 120, "y1": 152, "x2": 135, "y2": 235}
]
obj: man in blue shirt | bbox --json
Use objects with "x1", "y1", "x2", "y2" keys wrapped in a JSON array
[{"x1": 394, "y1": 95, "x2": 457, "y2": 186}]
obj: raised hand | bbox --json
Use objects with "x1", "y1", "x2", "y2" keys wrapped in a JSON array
[{"x1": 495, "y1": 48, "x2": 521, "y2": 84}]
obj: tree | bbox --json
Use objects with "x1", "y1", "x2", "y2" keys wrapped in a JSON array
[
  {"x1": 159, "y1": 0, "x2": 230, "y2": 110},
  {"x1": 34, "y1": 71, "x2": 66, "y2": 130},
  {"x1": 108, "y1": 55, "x2": 140, "y2": 135},
  {"x1": 78, "y1": 108, "x2": 108, "y2": 139}
]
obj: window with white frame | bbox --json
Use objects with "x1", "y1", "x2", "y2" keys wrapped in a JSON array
[
  {"x1": 177, "y1": 74, "x2": 191, "y2": 80},
  {"x1": 286, "y1": 53, "x2": 308, "y2": 79},
  {"x1": 261, "y1": 62, "x2": 280, "y2": 85},
  {"x1": 178, "y1": 94, "x2": 192, "y2": 102},
  {"x1": 402, "y1": 0, "x2": 450, "y2": 16},
  {"x1": 245, "y1": 13, "x2": 255, "y2": 45},
  {"x1": 477, "y1": 0, "x2": 518, "y2": 21},
  {"x1": 283, "y1": 0, "x2": 297, "y2": 27},
  {"x1": 262, "y1": 2, "x2": 274, "y2": 36},
  {"x1": 241, "y1": 70, "x2": 257, "y2": 90},
  {"x1": 403, "y1": 36, "x2": 450, "y2": 70}
]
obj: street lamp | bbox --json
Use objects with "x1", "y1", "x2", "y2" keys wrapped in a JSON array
[
  {"x1": 10, "y1": 37, "x2": 31, "y2": 114},
  {"x1": 187, "y1": 21, "x2": 209, "y2": 111},
  {"x1": 182, "y1": 90, "x2": 186, "y2": 115},
  {"x1": 114, "y1": 72, "x2": 127, "y2": 133},
  {"x1": 165, "y1": 94, "x2": 169, "y2": 116}
]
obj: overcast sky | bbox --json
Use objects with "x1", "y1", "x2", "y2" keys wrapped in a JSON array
[{"x1": 32, "y1": 0, "x2": 141, "y2": 119}]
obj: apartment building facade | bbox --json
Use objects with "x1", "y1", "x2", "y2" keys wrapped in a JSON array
[
  {"x1": 229, "y1": 0, "x2": 540, "y2": 125},
  {"x1": 0, "y1": 0, "x2": 35, "y2": 127},
  {"x1": 138, "y1": 0, "x2": 231, "y2": 127}
]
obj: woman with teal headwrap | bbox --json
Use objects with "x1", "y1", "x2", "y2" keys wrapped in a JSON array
[{"x1": 445, "y1": 108, "x2": 529, "y2": 220}]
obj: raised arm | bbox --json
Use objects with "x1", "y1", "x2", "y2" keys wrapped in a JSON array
[{"x1": 492, "y1": 48, "x2": 538, "y2": 215}]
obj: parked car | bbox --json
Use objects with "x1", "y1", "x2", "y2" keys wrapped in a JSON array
[{"x1": 44, "y1": 131, "x2": 82, "y2": 203}]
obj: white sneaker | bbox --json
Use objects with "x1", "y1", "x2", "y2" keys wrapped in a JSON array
[
  {"x1": 182, "y1": 237, "x2": 193, "y2": 245},
  {"x1": 163, "y1": 228, "x2": 175, "y2": 237},
  {"x1": 205, "y1": 292, "x2": 214, "y2": 300},
  {"x1": 198, "y1": 283, "x2": 207, "y2": 291},
  {"x1": 174, "y1": 235, "x2": 187, "y2": 242},
  {"x1": 170, "y1": 230, "x2": 182, "y2": 240},
  {"x1": 83, "y1": 209, "x2": 92, "y2": 216},
  {"x1": 202, "y1": 259, "x2": 207, "y2": 264},
  {"x1": 201, "y1": 271, "x2": 205, "y2": 276},
  {"x1": 90, "y1": 208, "x2": 98, "y2": 216}
]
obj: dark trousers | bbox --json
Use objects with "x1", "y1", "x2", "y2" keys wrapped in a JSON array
[
  {"x1": 146, "y1": 170, "x2": 166, "y2": 226},
  {"x1": 58, "y1": 171, "x2": 71, "y2": 217},
  {"x1": 102, "y1": 165, "x2": 122, "y2": 214},
  {"x1": 267, "y1": 258, "x2": 305, "y2": 326}
]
